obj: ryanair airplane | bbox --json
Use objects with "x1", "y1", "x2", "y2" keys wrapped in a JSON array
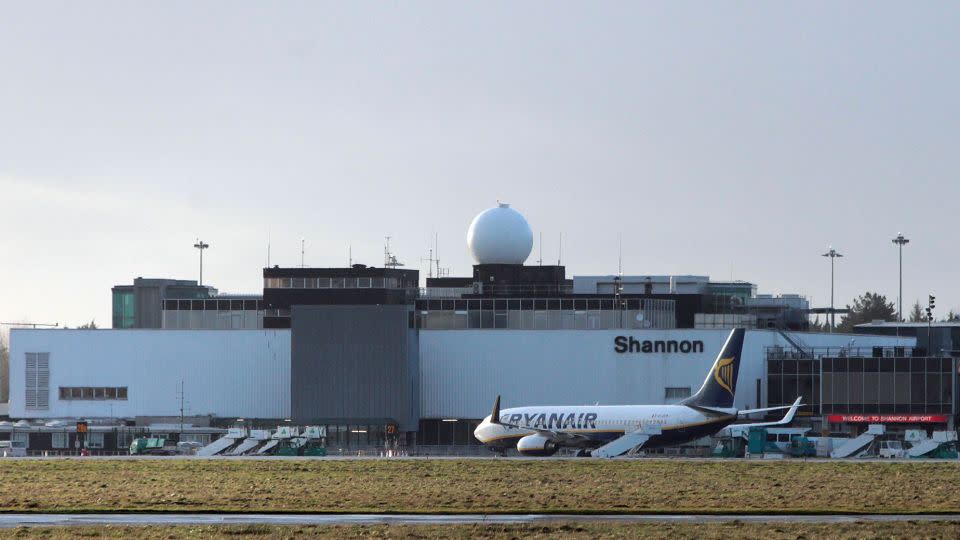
[{"x1": 473, "y1": 328, "x2": 803, "y2": 457}]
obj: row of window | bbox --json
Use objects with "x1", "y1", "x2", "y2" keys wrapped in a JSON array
[
  {"x1": 264, "y1": 277, "x2": 412, "y2": 289},
  {"x1": 59, "y1": 387, "x2": 128, "y2": 401},
  {"x1": 415, "y1": 309, "x2": 676, "y2": 331},
  {"x1": 415, "y1": 298, "x2": 675, "y2": 311},
  {"x1": 163, "y1": 299, "x2": 264, "y2": 311},
  {"x1": 768, "y1": 357, "x2": 954, "y2": 375}
]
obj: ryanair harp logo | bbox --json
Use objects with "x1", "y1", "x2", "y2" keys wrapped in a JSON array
[{"x1": 713, "y1": 357, "x2": 735, "y2": 395}]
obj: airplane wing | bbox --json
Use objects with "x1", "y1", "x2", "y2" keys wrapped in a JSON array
[
  {"x1": 737, "y1": 400, "x2": 801, "y2": 417},
  {"x1": 726, "y1": 397, "x2": 803, "y2": 434}
]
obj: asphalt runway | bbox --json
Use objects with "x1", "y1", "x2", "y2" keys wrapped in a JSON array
[{"x1": 1, "y1": 513, "x2": 960, "y2": 527}]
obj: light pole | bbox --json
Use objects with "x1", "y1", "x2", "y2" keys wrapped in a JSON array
[
  {"x1": 892, "y1": 233, "x2": 909, "y2": 322},
  {"x1": 822, "y1": 247, "x2": 843, "y2": 332},
  {"x1": 193, "y1": 240, "x2": 210, "y2": 286}
]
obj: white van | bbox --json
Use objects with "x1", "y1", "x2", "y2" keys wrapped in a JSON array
[{"x1": 0, "y1": 440, "x2": 27, "y2": 457}]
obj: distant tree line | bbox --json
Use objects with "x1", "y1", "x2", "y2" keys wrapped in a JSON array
[{"x1": 810, "y1": 293, "x2": 959, "y2": 332}]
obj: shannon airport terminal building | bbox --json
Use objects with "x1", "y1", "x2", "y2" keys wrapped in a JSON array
[{"x1": 7, "y1": 203, "x2": 956, "y2": 454}]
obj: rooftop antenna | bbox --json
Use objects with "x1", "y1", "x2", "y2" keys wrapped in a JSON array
[
  {"x1": 300, "y1": 238, "x2": 305, "y2": 268},
  {"x1": 558, "y1": 232, "x2": 563, "y2": 266},
  {"x1": 267, "y1": 228, "x2": 271, "y2": 268},
  {"x1": 421, "y1": 233, "x2": 436, "y2": 279},
  {"x1": 434, "y1": 233, "x2": 448, "y2": 277},
  {"x1": 384, "y1": 236, "x2": 403, "y2": 268},
  {"x1": 348, "y1": 244, "x2": 352, "y2": 267},
  {"x1": 537, "y1": 232, "x2": 543, "y2": 266}
]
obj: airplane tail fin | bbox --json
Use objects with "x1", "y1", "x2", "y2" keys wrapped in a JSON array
[{"x1": 682, "y1": 328, "x2": 745, "y2": 409}]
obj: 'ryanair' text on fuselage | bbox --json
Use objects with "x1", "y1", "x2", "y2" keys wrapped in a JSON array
[
  {"x1": 500, "y1": 412, "x2": 599, "y2": 430},
  {"x1": 614, "y1": 336, "x2": 705, "y2": 354}
]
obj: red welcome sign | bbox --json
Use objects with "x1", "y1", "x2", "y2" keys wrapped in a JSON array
[{"x1": 826, "y1": 414, "x2": 948, "y2": 423}]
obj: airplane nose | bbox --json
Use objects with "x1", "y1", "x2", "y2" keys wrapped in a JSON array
[{"x1": 474, "y1": 416, "x2": 491, "y2": 442}]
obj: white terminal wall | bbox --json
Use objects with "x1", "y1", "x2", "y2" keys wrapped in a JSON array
[
  {"x1": 9, "y1": 329, "x2": 290, "y2": 419},
  {"x1": 418, "y1": 329, "x2": 915, "y2": 419}
]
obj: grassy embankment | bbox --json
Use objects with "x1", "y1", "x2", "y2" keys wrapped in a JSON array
[
  {"x1": 4, "y1": 522, "x2": 960, "y2": 539},
  {"x1": 0, "y1": 459, "x2": 958, "y2": 514}
]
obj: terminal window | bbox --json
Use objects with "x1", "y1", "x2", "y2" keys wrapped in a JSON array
[
  {"x1": 59, "y1": 387, "x2": 128, "y2": 401},
  {"x1": 665, "y1": 387, "x2": 691, "y2": 400}
]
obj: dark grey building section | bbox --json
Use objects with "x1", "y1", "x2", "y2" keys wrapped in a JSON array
[
  {"x1": 112, "y1": 278, "x2": 216, "y2": 329},
  {"x1": 290, "y1": 305, "x2": 419, "y2": 432}
]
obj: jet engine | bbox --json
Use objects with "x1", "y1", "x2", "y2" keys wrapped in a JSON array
[{"x1": 516, "y1": 433, "x2": 560, "y2": 457}]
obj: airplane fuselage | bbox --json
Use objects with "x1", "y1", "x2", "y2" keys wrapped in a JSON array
[{"x1": 474, "y1": 404, "x2": 736, "y2": 454}]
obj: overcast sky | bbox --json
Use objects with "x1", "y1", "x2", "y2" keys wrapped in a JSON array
[{"x1": 1, "y1": 2, "x2": 958, "y2": 329}]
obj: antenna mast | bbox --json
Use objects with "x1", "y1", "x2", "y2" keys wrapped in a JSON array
[
  {"x1": 421, "y1": 234, "x2": 437, "y2": 279},
  {"x1": 384, "y1": 236, "x2": 403, "y2": 268},
  {"x1": 537, "y1": 232, "x2": 543, "y2": 266},
  {"x1": 558, "y1": 232, "x2": 563, "y2": 266}
]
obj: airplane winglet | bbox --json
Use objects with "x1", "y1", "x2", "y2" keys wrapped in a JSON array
[{"x1": 490, "y1": 395, "x2": 501, "y2": 424}]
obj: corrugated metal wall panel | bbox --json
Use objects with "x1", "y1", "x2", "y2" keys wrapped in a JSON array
[
  {"x1": 290, "y1": 305, "x2": 418, "y2": 431},
  {"x1": 9, "y1": 329, "x2": 290, "y2": 419},
  {"x1": 418, "y1": 329, "x2": 916, "y2": 419}
]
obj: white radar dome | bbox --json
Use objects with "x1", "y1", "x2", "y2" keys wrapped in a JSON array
[{"x1": 467, "y1": 202, "x2": 534, "y2": 265}]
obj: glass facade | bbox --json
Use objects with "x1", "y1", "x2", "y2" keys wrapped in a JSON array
[
  {"x1": 413, "y1": 297, "x2": 676, "y2": 330},
  {"x1": 111, "y1": 291, "x2": 135, "y2": 329},
  {"x1": 821, "y1": 356, "x2": 953, "y2": 414},
  {"x1": 767, "y1": 356, "x2": 821, "y2": 412},
  {"x1": 264, "y1": 277, "x2": 414, "y2": 289},
  {"x1": 768, "y1": 349, "x2": 955, "y2": 416}
]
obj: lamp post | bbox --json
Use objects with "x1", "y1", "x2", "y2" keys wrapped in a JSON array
[
  {"x1": 892, "y1": 233, "x2": 909, "y2": 322},
  {"x1": 822, "y1": 247, "x2": 843, "y2": 332},
  {"x1": 193, "y1": 240, "x2": 210, "y2": 286}
]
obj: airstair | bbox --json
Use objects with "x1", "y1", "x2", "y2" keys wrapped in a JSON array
[
  {"x1": 830, "y1": 424, "x2": 884, "y2": 458},
  {"x1": 908, "y1": 439, "x2": 939, "y2": 458},
  {"x1": 256, "y1": 440, "x2": 280, "y2": 455},
  {"x1": 907, "y1": 430, "x2": 958, "y2": 458},
  {"x1": 227, "y1": 430, "x2": 272, "y2": 456},
  {"x1": 256, "y1": 426, "x2": 299, "y2": 455},
  {"x1": 197, "y1": 428, "x2": 247, "y2": 457},
  {"x1": 591, "y1": 427, "x2": 658, "y2": 458}
]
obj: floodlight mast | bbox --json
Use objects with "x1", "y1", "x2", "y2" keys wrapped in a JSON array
[
  {"x1": 892, "y1": 233, "x2": 909, "y2": 322},
  {"x1": 822, "y1": 247, "x2": 843, "y2": 332},
  {"x1": 193, "y1": 240, "x2": 210, "y2": 286}
]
